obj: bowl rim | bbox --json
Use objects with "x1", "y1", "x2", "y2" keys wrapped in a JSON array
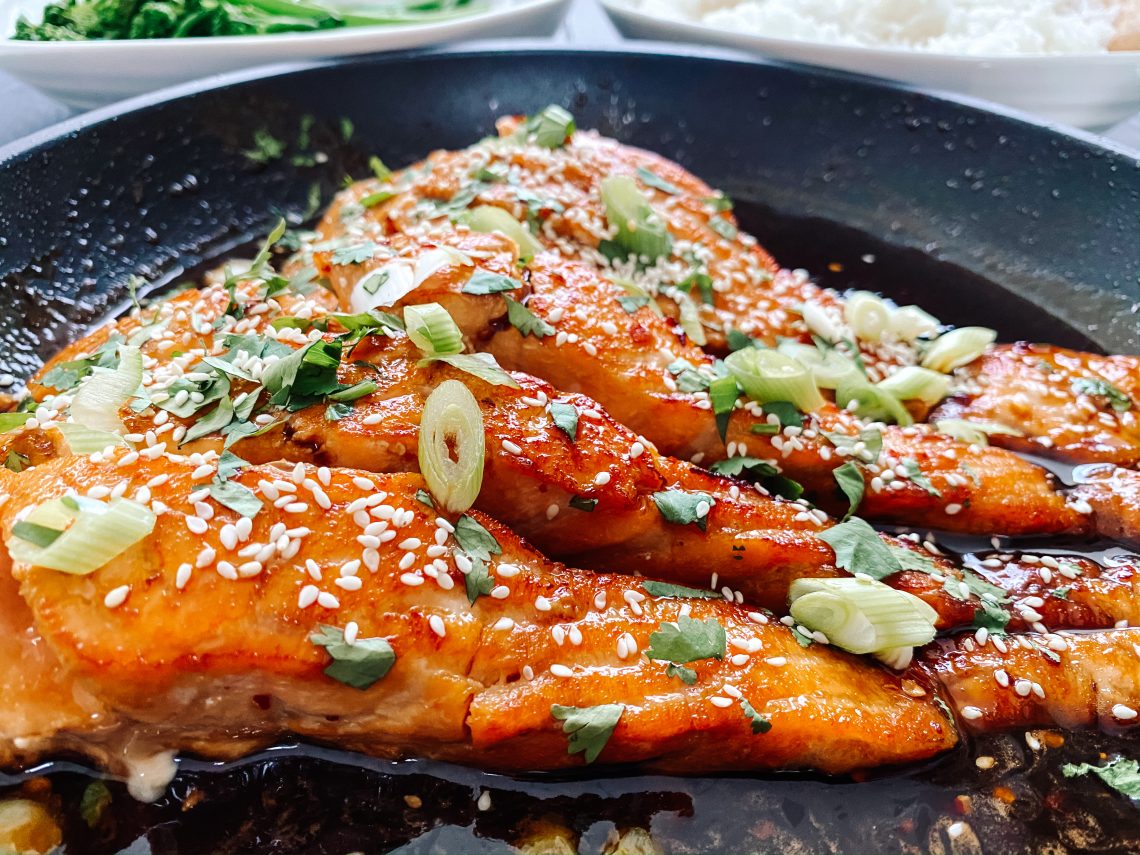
[
  {"x1": 2, "y1": 41, "x2": 1137, "y2": 166},
  {"x1": 599, "y1": 0, "x2": 1140, "y2": 63}
]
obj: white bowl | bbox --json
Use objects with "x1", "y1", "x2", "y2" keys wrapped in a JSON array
[
  {"x1": 0, "y1": 0, "x2": 570, "y2": 110},
  {"x1": 600, "y1": 0, "x2": 1140, "y2": 130}
]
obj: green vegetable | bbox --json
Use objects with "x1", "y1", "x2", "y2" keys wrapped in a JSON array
[
  {"x1": 79, "y1": 781, "x2": 112, "y2": 828},
  {"x1": 7, "y1": 496, "x2": 155, "y2": 575},
  {"x1": 13, "y1": 0, "x2": 479, "y2": 42},
  {"x1": 740, "y1": 698, "x2": 772, "y2": 734},
  {"x1": 921, "y1": 326, "x2": 996, "y2": 373},
  {"x1": 568, "y1": 495, "x2": 597, "y2": 512},
  {"x1": 310, "y1": 624, "x2": 396, "y2": 690},
  {"x1": 461, "y1": 268, "x2": 523, "y2": 295},
  {"x1": 70, "y1": 343, "x2": 142, "y2": 435},
  {"x1": 599, "y1": 175, "x2": 672, "y2": 264},
  {"x1": 651, "y1": 489, "x2": 715, "y2": 531},
  {"x1": 518, "y1": 105, "x2": 576, "y2": 149},
  {"x1": 549, "y1": 401, "x2": 578, "y2": 441},
  {"x1": 823, "y1": 427, "x2": 883, "y2": 463},
  {"x1": 788, "y1": 576, "x2": 938, "y2": 655},
  {"x1": 1062, "y1": 757, "x2": 1140, "y2": 799},
  {"x1": 708, "y1": 375, "x2": 739, "y2": 443},
  {"x1": 832, "y1": 460, "x2": 865, "y2": 520},
  {"x1": 641, "y1": 580, "x2": 720, "y2": 599},
  {"x1": 665, "y1": 663, "x2": 697, "y2": 684},
  {"x1": 708, "y1": 456, "x2": 778, "y2": 478},
  {"x1": 418, "y1": 379, "x2": 485, "y2": 514},
  {"x1": 330, "y1": 241, "x2": 378, "y2": 266},
  {"x1": 724, "y1": 348, "x2": 825, "y2": 413},
  {"x1": 1072, "y1": 378, "x2": 1132, "y2": 412},
  {"x1": 550, "y1": 703, "x2": 623, "y2": 764},
  {"x1": 504, "y1": 296, "x2": 555, "y2": 338},
  {"x1": 899, "y1": 457, "x2": 941, "y2": 497},
  {"x1": 460, "y1": 206, "x2": 542, "y2": 262},
  {"x1": 636, "y1": 167, "x2": 680, "y2": 195},
  {"x1": 209, "y1": 451, "x2": 262, "y2": 518},
  {"x1": 817, "y1": 516, "x2": 899, "y2": 582},
  {"x1": 453, "y1": 513, "x2": 500, "y2": 562},
  {"x1": 645, "y1": 615, "x2": 726, "y2": 666},
  {"x1": 877, "y1": 366, "x2": 951, "y2": 407},
  {"x1": 404, "y1": 303, "x2": 464, "y2": 357},
  {"x1": 464, "y1": 555, "x2": 494, "y2": 604},
  {"x1": 0, "y1": 413, "x2": 32, "y2": 433}
]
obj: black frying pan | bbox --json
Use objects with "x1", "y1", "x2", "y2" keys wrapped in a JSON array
[{"x1": 1, "y1": 46, "x2": 1139, "y2": 854}]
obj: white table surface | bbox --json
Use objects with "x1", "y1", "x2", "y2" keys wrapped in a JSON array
[{"x1": 0, "y1": 0, "x2": 1137, "y2": 151}]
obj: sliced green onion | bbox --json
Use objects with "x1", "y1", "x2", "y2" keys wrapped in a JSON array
[
  {"x1": 675, "y1": 292, "x2": 707, "y2": 346},
  {"x1": 844, "y1": 292, "x2": 890, "y2": 343},
  {"x1": 800, "y1": 302, "x2": 841, "y2": 343},
  {"x1": 876, "y1": 366, "x2": 951, "y2": 407},
  {"x1": 874, "y1": 646, "x2": 916, "y2": 670},
  {"x1": 7, "y1": 496, "x2": 155, "y2": 575},
  {"x1": 57, "y1": 423, "x2": 130, "y2": 455},
  {"x1": 788, "y1": 577, "x2": 937, "y2": 655},
  {"x1": 70, "y1": 345, "x2": 142, "y2": 436},
  {"x1": 460, "y1": 206, "x2": 542, "y2": 262},
  {"x1": 404, "y1": 303, "x2": 464, "y2": 357},
  {"x1": 889, "y1": 305, "x2": 941, "y2": 342},
  {"x1": 612, "y1": 278, "x2": 665, "y2": 318},
  {"x1": 921, "y1": 327, "x2": 996, "y2": 373},
  {"x1": 600, "y1": 175, "x2": 672, "y2": 263},
  {"x1": 519, "y1": 105, "x2": 576, "y2": 149},
  {"x1": 777, "y1": 342, "x2": 862, "y2": 390},
  {"x1": 418, "y1": 379, "x2": 485, "y2": 514},
  {"x1": 934, "y1": 418, "x2": 1024, "y2": 446},
  {"x1": 724, "y1": 348, "x2": 825, "y2": 413},
  {"x1": 835, "y1": 376, "x2": 913, "y2": 426},
  {"x1": 0, "y1": 413, "x2": 31, "y2": 433},
  {"x1": 350, "y1": 261, "x2": 415, "y2": 312}
]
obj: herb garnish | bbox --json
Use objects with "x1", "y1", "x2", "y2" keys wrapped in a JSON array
[
  {"x1": 832, "y1": 461, "x2": 865, "y2": 520},
  {"x1": 1071, "y1": 378, "x2": 1132, "y2": 412},
  {"x1": 1062, "y1": 757, "x2": 1140, "y2": 799},
  {"x1": 641, "y1": 580, "x2": 720, "y2": 600},
  {"x1": 310, "y1": 624, "x2": 396, "y2": 690},
  {"x1": 740, "y1": 698, "x2": 772, "y2": 734},
  {"x1": 551, "y1": 703, "x2": 623, "y2": 764},
  {"x1": 504, "y1": 296, "x2": 555, "y2": 338},
  {"x1": 645, "y1": 615, "x2": 726, "y2": 668},
  {"x1": 550, "y1": 401, "x2": 579, "y2": 441},
  {"x1": 462, "y1": 269, "x2": 522, "y2": 295},
  {"x1": 651, "y1": 489, "x2": 715, "y2": 530},
  {"x1": 636, "y1": 167, "x2": 680, "y2": 195},
  {"x1": 900, "y1": 457, "x2": 942, "y2": 497}
]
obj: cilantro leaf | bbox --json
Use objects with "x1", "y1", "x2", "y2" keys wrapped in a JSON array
[
  {"x1": 652, "y1": 489, "x2": 715, "y2": 531},
  {"x1": 464, "y1": 555, "x2": 495, "y2": 605},
  {"x1": 973, "y1": 598, "x2": 1012, "y2": 633},
  {"x1": 310, "y1": 624, "x2": 396, "y2": 690},
  {"x1": 791, "y1": 625, "x2": 814, "y2": 647},
  {"x1": 762, "y1": 401, "x2": 802, "y2": 428},
  {"x1": 550, "y1": 401, "x2": 579, "y2": 441},
  {"x1": 817, "y1": 516, "x2": 900, "y2": 582},
  {"x1": 636, "y1": 166, "x2": 680, "y2": 195},
  {"x1": 433, "y1": 353, "x2": 520, "y2": 388},
  {"x1": 331, "y1": 242, "x2": 379, "y2": 265},
  {"x1": 823, "y1": 428, "x2": 883, "y2": 463},
  {"x1": 454, "y1": 514, "x2": 501, "y2": 563},
  {"x1": 740, "y1": 697, "x2": 772, "y2": 734},
  {"x1": 709, "y1": 375, "x2": 739, "y2": 443},
  {"x1": 666, "y1": 663, "x2": 697, "y2": 684},
  {"x1": 641, "y1": 580, "x2": 720, "y2": 599},
  {"x1": 182, "y1": 395, "x2": 235, "y2": 444},
  {"x1": 415, "y1": 489, "x2": 435, "y2": 508},
  {"x1": 262, "y1": 338, "x2": 344, "y2": 412},
  {"x1": 764, "y1": 474, "x2": 805, "y2": 501},
  {"x1": 708, "y1": 456, "x2": 779, "y2": 479},
  {"x1": 462, "y1": 269, "x2": 522, "y2": 295},
  {"x1": 1072, "y1": 378, "x2": 1132, "y2": 412},
  {"x1": 1051, "y1": 586, "x2": 1072, "y2": 600},
  {"x1": 832, "y1": 461, "x2": 865, "y2": 521},
  {"x1": 645, "y1": 615, "x2": 726, "y2": 665},
  {"x1": 889, "y1": 545, "x2": 938, "y2": 573},
  {"x1": 504, "y1": 295, "x2": 555, "y2": 338},
  {"x1": 1062, "y1": 757, "x2": 1140, "y2": 799},
  {"x1": 361, "y1": 189, "x2": 395, "y2": 208},
  {"x1": 900, "y1": 458, "x2": 942, "y2": 497},
  {"x1": 325, "y1": 402, "x2": 353, "y2": 421},
  {"x1": 209, "y1": 479, "x2": 263, "y2": 518},
  {"x1": 617, "y1": 294, "x2": 650, "y2": 314},
  {"x1": 551, "y1": 703, "x2": 623, "y2": 764}
]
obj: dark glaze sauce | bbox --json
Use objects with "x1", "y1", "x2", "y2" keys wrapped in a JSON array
[{"x1": 3, "y1": 202, "x2": 1139, "y2": 855}]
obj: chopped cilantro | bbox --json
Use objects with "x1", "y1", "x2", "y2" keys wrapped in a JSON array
[
  {"x1": 832, "y1": 460, "x2": 865, "y2": 520},
  {"x1": 415, "y1": 489, "x2": 435, "y2": 508},
  {"x1": 636, "y1": 166, "x2": 680, "y2": 195},
  {"x1": 464, "y1": 556, "x2": 495, "y2": 604},
  {"x1": 331, "y1": 242, "x2": 379, "y2": 265},
  {"x1": 709, "y1": 375, "x2": 740, "y2": 443},
  {"x1": 519, "y1": 105, "x2": 576, "y2": 149},
  {"x1": 243, "y1": 128, "x2": 284, "y2": 165},
  {"x1": 704, "y1": 192, "x2": 733, "y2": 213},
  {"x1": 462, "y1": 269, "x2": 522, "y2": 295},
  {"x1": 79, "y1": 781, "x2": 111, "y2": 828},
  {"x1": 1050, "y1": 586, "x2": 1072, "y2": 600},
  {"x1": 617, "y1": 293, "x2": 650, "y2": 314},
  {"x1": 817, "y1": 516, "x2": 899, "y2": 582},
  {"x1": 652, "y1": 489, "x2": 715, "y2": 530},
  {"x1": 900, "y1": 457, "x2": 942, "y2": 497},
  {"x1": 823, "y1": 428, "x2": 883, "y2": 463},
  {"x1": 310, "y1": 624, "x2": 396, "y2": 690},
  {"x1": 550, "y1": 703, "x2": 623, "y2": 764},
  {"x1": 761, "y1": 401, "x2": 802, "y2": 428},
  {"x1": 666, "y1": 663, "x2": 697, "y2": 684},
  {"x1": 708, "y1": 456, "x2": 778, "y2": 478},
  {"x1": 325, "y1": 402, "x2": 353, "y2": 421},
  {"x1": 453, "y1": 514, "x2": 501, "y2": 562},
  {"x1": 1062, "y1": 757, "x2": 1140, "y2": 799},
  {"x1": 740, "y1": 698, "x2": 772, "y2": 734},
  {"x1": 641, "y1": 580, "x2": 720, "y2": 599},
  {"x1": 1072, "y1": 378, "x2": 1132, "y2": 412},
  {"x1": 726, "y1": 329, "x2": 758, "y2": 351},
  {"x1": 645, "y1": 615, "x2": 726, "y2": 666},
  {"x1": 0, "y1": 412, "x2": 32, "y2": 433},
  {"x1": 504, "y1": 295, "x2": 555, "y2": 338},
  {"x1": 550, "y1": 401, "x2": 579, "y2": 441}
]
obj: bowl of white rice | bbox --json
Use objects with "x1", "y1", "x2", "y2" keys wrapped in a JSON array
[{"x1": 601, "y1": 0, "x2": 1140, "y2": 130}]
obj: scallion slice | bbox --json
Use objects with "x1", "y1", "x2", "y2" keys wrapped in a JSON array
[
  {"x1": 57, "y1": 423, "x2": 130, "y2": 455},
  {"x1": 800, "y1": 303, "x2": 841, "y2": 343},
  {"x1": 921, "y1": 327, "x2": 996, "y2": 373},
  {"x1": 599, "y1": 175, "x2": 672, "y2": 263},
  {"x1": 889, "y1": 305, "x2": 941, "y2": 342},
  {"x1": 876, "y1": 366, "x2": 951, "y2": 407},
  {"x1": 724, "y1": 348, "x2": 825, "y2": 412},
  {"x1": 70, "y1": 345, "x2": 142, "y2": 435},
  {"x1": 404, "y1": 303, "x2": 464, "y2": 357},
  {"x1": 776, "y1": 342, "x2": 862, "y2": 390},
  {"x1": 519, "y1": 105, "x2": 576, "y2": 149},
  {"x1": 934, "y1": 418, "x2": 1024, "y2": 446},
  {"x1": 460, "y1": 206, "x2": 542, "y2": 262},
  {"x1": 7, "y1": 496, "x2": 156, "y2": 575},
  {"x1": 418, "y1": 379, "x2": 486, "y2": 514},
  {"x1": 844, "y1": 292, "x2": 890, "y2": 343},
  {"x1": 835, "y1": 376, "x2": 913, "y2": 426},
  {"x1": 675, "y1": 292, "x2": 707, "y2": 346},
  {"x1": 787, "y1": 577, "x2": 937, "y2": 655}
]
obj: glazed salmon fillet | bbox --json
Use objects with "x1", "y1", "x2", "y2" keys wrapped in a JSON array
[
  {"x1": 932, "y1": 343, "x2": 1140, "y2": 466},
  {"x1": 0, "y1": 455, "x2": 958, "y2": 776},
  {"x1": 1071, "y1": 465, "x2": 1140, "y2": 547}
]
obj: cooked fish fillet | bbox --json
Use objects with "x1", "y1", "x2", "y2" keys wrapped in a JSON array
[
  {"x1": 1071, "y1": 464, "x2": 1140, "y2": 548},
  {"x1": 16, "y1": 280, "x2": 1003, "y2": 632},
  {"x1": 932, "y1": 343, "x2": 1140, "y2": 466},
  {"x1": 0, "y1": 455, "x2": 958, "y2": 776},
  {"x1": 920, "y1": 628, "x2": 1140, "y2": 732}
]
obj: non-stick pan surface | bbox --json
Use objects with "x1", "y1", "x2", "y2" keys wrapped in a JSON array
[{"x1": 0, "y1": 45, "x2": 1138, "y2": 854}]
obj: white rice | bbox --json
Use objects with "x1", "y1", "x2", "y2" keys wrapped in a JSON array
[{"x1": 643, "y1": 0, "x2": 1122, "y2": 56}]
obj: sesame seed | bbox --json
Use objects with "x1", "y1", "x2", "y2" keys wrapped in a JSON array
[
  {"x1": 175, "y1": 563, "x2": 192, "y2": 590},
  {"x1": 502, "y1": 439, "x2": 523, "y2": 455},
  {"x1": 216, "y1": 561, "x2": 238, "y2": 580},
  {"x1": 477, "y1": 791, "x2": 492, "y2": 812},
  {"x1": 1113, "y1": 704, "x2": 1138, "y2": 721},
  {"x1": 429, "y1": 615, "x2": 446, "y2": 637},
  {"x1": 185, "y1": 516, "x2": 208, "y2": 534},
  {"x1": 490, "y1": 585, "x2": 510, "y2": 599},
  {"x1": 550, "y1": 664, "x2": 573, "y2": 678},
  {"x1": 238, "y1": 561, "x2": 262, "y2": 578},
  {"x1": 765, "y1": 656, "x2": 787, "y2": 666},
  {"x1": 709, "y1": 696, "x2": 732, "y2": 708},
  {"x1": 298, "y1": 585, "x2": 319, "y2": 608},
  {"x1": 493, "y1": 617, "x2": 515, "y2": 631},
  {"x1": 336, "y1": 576, "x2": 363, "y2": 591},
  {"x1": 947, "y1": 822, "x2": 966, "y2": 840},
  {"x1": 284, "y1": 501, "x2": 308, "y2": 514},
  {"x1": 399, "y1": 537, "x2": 422, "y2": 550},
  {"x1": 317, "y1": 591, "x2": 339, "y2": 609},
  {"x1": 344, "y1": 622, "x2": 359, "y2": 645},
  {"x1": 400, "y1": 573, "x2": 425, "y2": 587},
  {"x1": 961, "y1": 706, "x2": 984, "y2": 720},
  {"x1": 535, "y1": 595, "x2": 552, "y2": 611},
  {"x1": 594, "y1": 472, "x2": 611, "y2": 485},
  {"x1": 1014, "y1": 679, "x2": 1032, "y2": 697},
  {"x1": 103, "y1": 585, "x2": 130, "y2": 609},
  {"x1": 975, "y1": 755, "x2": 996, "y2": 770}
]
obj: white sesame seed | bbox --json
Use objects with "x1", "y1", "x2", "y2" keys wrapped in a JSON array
[
  {"x1": 298, "y1": 585, "x2": 319, "y2": 608},
  {"x1": 947, "y1": 822, "x2": 966, "y2": 840},
  {"x1": 490, "y1": 585, "x2": 511, "y2": 599},
  {"x1": 493, "y1": 617, "x2": 515, "y2": 631},
  {"x1": 961, "y1": 706, "x2": 984, "y2": 721},
  {"x1": 429, "y1": 615, "x2": 446, "y2": 637},
  {"x1": 765, "y1": 656, "x2": 787, "y2": 666},
  {"x1": 709, "y1": 696, "x2": 732, "y2": 708},
  {"x1": 335, "y1": 576, "x2": 363, "y2": 591},
  {"x1": 594, "y1": 471, "x2": 611, "y2": 485},
  {"x1": 502, "y1": 439, "x2": 523, "y2": 455},
  {"x1": 216, "y1": 561, "x2": 238, "y2": 580},
  {"x1": 344, "y1": 621, "x2": 359, "y2": 645},
  {"x1": 400, "y1": 573, "x2": 425, "y2": 587},
  {"x1": 550, "y1": 664, "x2": 573, "y2": 678},
  {"x1": 1113, "y1": 704, "x2": 1138, "y2": 721},
  {"x1": 477, "y1": 791, "x2": 492, "y2": 812},
  {"x1": 534, "y1": 595, "x2": 552, "y2": 611},
  {"x1": 316, "y1": 591, "x2": 339, "y2": 609},
  {"x1": 594, "y1": 591, "x2": 607, "y2": 610},
  {"x1": 103, "y1": 585, "x2": 130, "y2": 609},
  {"x1": 1014, "y1": 679, "x2": 1032, "y2": 697},
  {"x1": 399, "y1": 537, "x2": 422, "y2": 550},
  {"x1": 185, "y1": 515, "x2": 208, "y2": 534}
]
